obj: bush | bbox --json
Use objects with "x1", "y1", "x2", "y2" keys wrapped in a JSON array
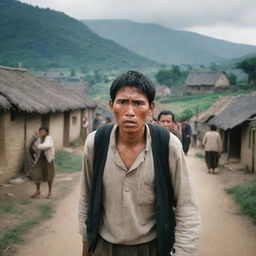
[{"x1": 226, "y1": 181, "x2": 256, "y2": 224}]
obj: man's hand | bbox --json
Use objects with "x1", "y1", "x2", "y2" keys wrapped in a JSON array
[{"x1": 82, "y1": 240, "x2": 91, "y2": 256}]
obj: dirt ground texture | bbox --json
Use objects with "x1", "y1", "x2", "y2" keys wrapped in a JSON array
[{"x1": 1, "y1": 147, "x2": 256, "y2": 256}]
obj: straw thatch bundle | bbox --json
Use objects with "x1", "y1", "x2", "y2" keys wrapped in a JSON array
[
  {"x1": 0, "y1": 94, "x2": 10, "y2": 109},
  {"x1": 208, "y1": 94, "x2": 256, "y2": 130},
  {"x1": 0, "y1": 65, "x2": 96, "y2": 113}
]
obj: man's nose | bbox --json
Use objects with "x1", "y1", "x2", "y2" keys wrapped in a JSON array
[{"x1": 125, "y1": 104, "x2": 135, "y2": 116}]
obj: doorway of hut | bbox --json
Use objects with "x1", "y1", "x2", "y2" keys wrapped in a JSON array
[
  {"x1": 227, "y1": 126, "x2": 241, "y2": 162},
  {"x1": 41, "y1": 113, "x2": 50, "y2": 128},
  {"x1": 63, "y1": 111, "x2": 70, "y2": 147}
]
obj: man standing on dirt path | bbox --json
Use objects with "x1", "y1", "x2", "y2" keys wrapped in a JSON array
[
  {"x1": 202, "y1": 125, "x2": 223, "y2": 174},
  {"x1": 78, "y1": 71, "x2": 200, "y2": 256},
  {"x1": 158, "y1": 110, "x2": 182, "y2": 140}
]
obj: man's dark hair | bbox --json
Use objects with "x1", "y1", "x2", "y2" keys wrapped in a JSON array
[
  {"x1": 110, "y1": 71, "x2": 156, "y2": 104},
  {"x1": 210, "y1": 125, "x2": 217, "y2": 131},
  {"x1": 39, "y1": 126, "x2": 49, "y2": 133},
  {"x1": 157, "y1": 110, "x2": 175, "y2": 121}
]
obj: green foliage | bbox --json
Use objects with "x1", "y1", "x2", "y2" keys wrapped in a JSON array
[
  {"x1": 0, "y1": 0, "x2": 157, "y2": 70},
  {"x1": 228, "y1": 72, "x2": 237, "y2": 85},
  {"x1": 236, "y1": 57, "x2": 256, "y2": 84},
  {"x1": 0, "y1": 203, "x2": 17, "y2": 214},
  {"x1": 70, "y1": 69, "x2": 76, "y2": 77},
  {"x1": 55, "y1": 150, "x2": 82, "y2": 173},
  {"x1": 38, "y1": 203, "x2": 54, "y2": 219},
  {"x1": 177, "y1": 109, "x2": 193, "y2": 121},
  {"x1": 0, "y1": 219, "x2": 38, "y2": 254},
  {"x1": 155, "y1": 66, "x2": 188, "y2": 87},
  {"x1": 158, "y1": 92, "x2": 227, "y2": 118},
  {"x1": 226, "y1": 181, "x2": 256, "y2": 223}
]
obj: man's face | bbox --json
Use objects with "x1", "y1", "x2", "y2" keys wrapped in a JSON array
[
  {"x1": 158, "y1": 114, "x2": 174, "y2": 131},
  {"x1": 109, "y1": 87, "x2": 154, "y2": 134},
  {"x1": 39, "y1": 129, "x2": 48, "y2": 138}
]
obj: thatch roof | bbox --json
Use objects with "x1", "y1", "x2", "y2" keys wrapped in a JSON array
[
  {"x1": 208, "y1": 94, "x2": 256, "y2": 130},
  {"x1": 0, "y1": 94, "x2": 10, "y2": 110},
  {"x1": 0, "y1": 66, "x2": 96, "y2": 113},
  {"x1": 186, "y1": 71, "x2": 227, "y2": 87},
  {"x1": 193, "y1": 96, "x2": 235, "y2": 123}
]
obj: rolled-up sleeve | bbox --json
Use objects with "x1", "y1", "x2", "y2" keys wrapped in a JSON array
[
  {"x1": 169, "y1": 133, "x2": 200, "y2": 256},
  {"x1": 78, "y1": 132, "x2": 95, "y2": 241}
]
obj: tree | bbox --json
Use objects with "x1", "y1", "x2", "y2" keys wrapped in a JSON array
[
  {"x1": 228, "y1": 73, "x2": 237, "y2": 85},
  {"x1": 155, "y1": 66, "x2": 188, "y2": 87},
  {"x1": 236, "y1": 57, "x2": 256, "y2": 84},
  {"x1": 70, "y1": 69, "x2": 76, "y2": 77}
]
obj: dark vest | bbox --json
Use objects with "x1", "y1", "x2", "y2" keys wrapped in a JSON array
[{"x1": 86, "y1": 123, "x2": 176, "y2": 256}]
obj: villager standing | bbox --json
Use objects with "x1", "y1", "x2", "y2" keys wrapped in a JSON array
[
  {"x1": 158, "y1": 110, "x2": 182, "y2": 140},
  {"x1": 92, "y1": 113, "x2": 102, "y2": 131},
  {"x1": 181, "y1": 119, "x2": 192, "y2": 155},
  {"x1": 202, "y1": 125, "x2": 223, "y2": 174},
  {"x1": 81, "y1": 116, "x2": 89, "y2": 143},
  {"x1": 79, "y1": 71, "x2": 200, "y2": 256},
  {"x1": 31, "y1": 126, "x2": 55, "y2": 199}
]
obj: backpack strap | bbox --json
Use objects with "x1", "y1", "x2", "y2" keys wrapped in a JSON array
[
  {"x1": 86, "y1": 124, "x2": 114, "y2": 253},
  {"x1": 148, "y1": 123, "x2": 176, "y2": 256}
]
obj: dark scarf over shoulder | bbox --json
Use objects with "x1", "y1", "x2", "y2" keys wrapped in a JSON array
[{"x1": 86, "y1": 124, "x2": 176, "y2": 256}]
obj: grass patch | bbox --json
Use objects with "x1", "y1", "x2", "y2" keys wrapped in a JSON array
[
  {"x1": 69, "y1": 138, "x2": 81, "y2": 147},
  {"x1": 0, "y1": 203, "x2": 17, "y2": 214},
  {"x1": 55, "y1": 150, "x2": 82, "y2": 173},
  {"x1": 195, "y1": 153, "x2": 205, "y2": 158},
  {"x1": 38, "y1": 203, "x2": 54, "y2": 219},
  {"x1": 226, "y1": 181, "x2": 256, "y2": 224},
  {"x1": 19, "y1": 200, "x2": 32, "y2": 205},
  {"x1": 0, "y1": 219, "x2": 38, "y2": 254}
]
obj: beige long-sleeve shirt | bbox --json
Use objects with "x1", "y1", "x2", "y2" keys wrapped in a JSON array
[
  {"x1": 35, "y1": 135, "x2": 55, "y2": 163},
  {"x1": 202, "y1": 131, "x2": 222, "y2": 152},
  {"x1": 78, "y1": 124, "x2": 200, "y2": 255}
]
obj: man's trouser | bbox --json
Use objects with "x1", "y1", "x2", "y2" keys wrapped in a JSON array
[{"x1": 93, "y1": 237, "x2": 158, "y2": 256}]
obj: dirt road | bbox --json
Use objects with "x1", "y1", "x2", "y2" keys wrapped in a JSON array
[{"x1": 16, "y1": 148, "x2": 256, "y2": 256}]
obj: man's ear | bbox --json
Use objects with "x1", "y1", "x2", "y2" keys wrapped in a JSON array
[
  {"x1": 149, "y1": 101, "x2": 155, "y2": 113},
  {"x1": 109, "y1": 100, "x2": 113, "y2": 112}
]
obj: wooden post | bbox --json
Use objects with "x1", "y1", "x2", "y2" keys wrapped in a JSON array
[{"x1": 227, "y1": 129, "x2": 231, "y2": 162}]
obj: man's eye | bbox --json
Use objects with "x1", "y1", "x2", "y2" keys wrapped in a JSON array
[
  {"x1": 119, "y1": 100, "x2": 126, "y2": 104},
  {"x1": 134, "y1": 101, "x2": 144, "y2": 106}
]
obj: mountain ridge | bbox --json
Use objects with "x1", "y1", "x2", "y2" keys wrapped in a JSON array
[
  {"x1": 83, "y1": 19, "x2": 256, "y2": 65},
  {"x1": 0, "y1": 1, "x2": 158, "y2": 70}
]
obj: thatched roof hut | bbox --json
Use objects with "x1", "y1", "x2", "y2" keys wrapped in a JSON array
[
  {"x1": 208, "y1": 94, "x2": 256, "y2": 130},
  {"x1": 195, "y1": 96, "x2": 235, "y2": 123},
  {"x1": 186, "y1": 71, "x2": 230, "y2": 89},
  {"x1": 0, "y1": 65, "x2": 96, "y2": 114}
]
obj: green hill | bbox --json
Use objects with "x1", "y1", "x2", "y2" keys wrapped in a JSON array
[
  {"x1": 0, "y1": 0, "x2": 158, "y2": 70},
  {"x1": 83, "y1": 19, "x2": 256, "y2": 66}
]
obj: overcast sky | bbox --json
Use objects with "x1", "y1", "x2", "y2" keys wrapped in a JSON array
[{"x1": 19, "y1": 0, "x2": 256, "y2": 46}]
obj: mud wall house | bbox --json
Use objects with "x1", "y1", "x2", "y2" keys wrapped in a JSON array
[
  {"x1": 0, "y1": 65, "x2": 96, "y2": 184},
  {"x1": 208, "y1": 94, "x2": 256, "y2": 172},
  {"x1": 186, "y1": 71, "x2": 230, "y2": 92}
]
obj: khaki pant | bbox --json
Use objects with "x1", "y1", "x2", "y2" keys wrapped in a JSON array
[{"x1": 93, "y1": 237, "x2": 159, "y2": 256}]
